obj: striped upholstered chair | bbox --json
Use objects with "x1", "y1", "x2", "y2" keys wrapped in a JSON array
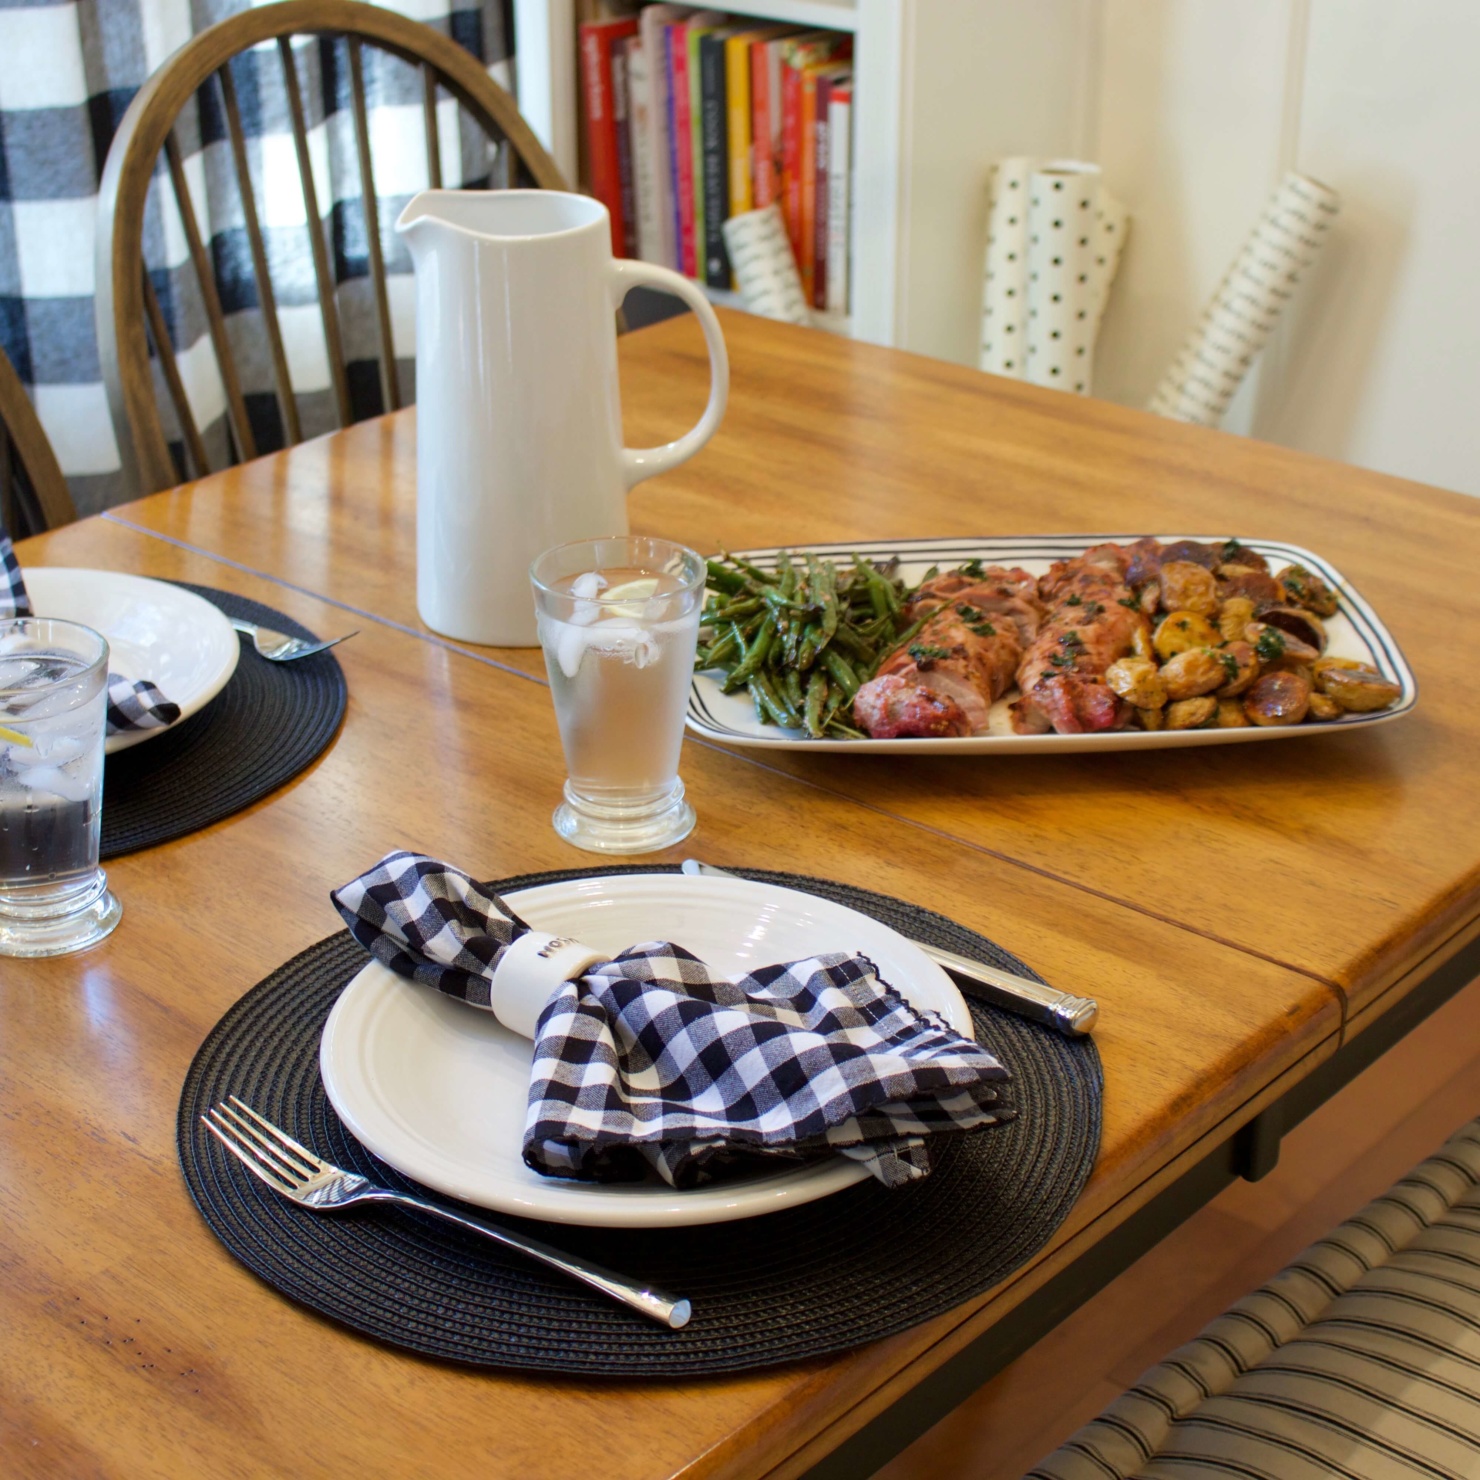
[{"x1": 1030, "y1": 1118, "x2": 1480, "y2": 1479}]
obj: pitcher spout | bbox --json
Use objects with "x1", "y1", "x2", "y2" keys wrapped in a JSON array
[
  {"x1": 395, "y1": 190, "x2": 610, "y2": 261},
  {"x1": 394, "y1": 190, "x2": 458, "y2": 265}
]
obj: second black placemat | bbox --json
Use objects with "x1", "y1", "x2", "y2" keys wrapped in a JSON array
[
  {"x1": 178, "y1": 866, "x2": 1102, "y2": 1376},
  {"x1": 101, "y1": 585, "x2": 347, "y2": 858}
]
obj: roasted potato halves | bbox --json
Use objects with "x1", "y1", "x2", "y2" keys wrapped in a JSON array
[
  {"x1": 1154, "y1": 611, "x2": 1220, "y2": 661},
  {"x1": 1161, "y1": 647, "x2": 1227, "y2": 700},
  {"x1": 1214, "y1": 640, "x2": 1258, "y2": 697},
  {"x1": 1158, "y1": 561, "x2": 1219, "y2": 617},
  {"x1": 1218, "y1": 596, "x2": 1256, "y2": 644},
  {"x1": 1165, "y1": 696, "x2": 1219, "y2": 730},
  {"x1": 1105, "y1": 657, "x2": 1168, "y2": 709},
  {"x1": 1277, "y1": 563, "x2": 1340, "y2": 617},
  {"x1": 1244, "y1": 671, "x2": 1311, "y2": 726},
  {"x1": 1259, "y1": 605, "x2": 1328, "y2": 654},
  {"x1": 1246, "y1": 622, "x2": 1322, "y2": 668},
  {"x1": 1314, "y1": 659, "x2": 1402, "y2": 712}
]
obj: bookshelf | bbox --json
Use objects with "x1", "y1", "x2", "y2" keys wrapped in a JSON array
[{"x1": 512, "y1": 2, "x2": 1093, "y2": 367}]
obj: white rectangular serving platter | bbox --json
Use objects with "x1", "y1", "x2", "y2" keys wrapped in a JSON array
[{"x1": 685, "y1": 535, "x2": 1417, "y2": 755}]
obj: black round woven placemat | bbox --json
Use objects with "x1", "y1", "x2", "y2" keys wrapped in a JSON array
[
  {"x1": 101, "y1": 585, "x2": 347, "y2": 858},
  {"x1": 177, "y1": 866, "x2": 1102, "y2": 1376}
]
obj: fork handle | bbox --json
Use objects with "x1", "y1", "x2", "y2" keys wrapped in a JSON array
[{"x1": 368, "y1": 1190, "x2": 691, "y2": 1329}]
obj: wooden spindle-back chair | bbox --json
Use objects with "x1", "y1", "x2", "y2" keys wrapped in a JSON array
[
  {"x1": 95, "y1": 0, "x2": 567, "y2": 497},
  {"x1": 0, "y1": 345, "x2": 77, "y2": 536}
]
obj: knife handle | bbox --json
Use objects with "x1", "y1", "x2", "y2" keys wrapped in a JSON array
[
  {"x1": 919, "y1": 943, "x2": 1098, "y2": 1037},
  {"x1": 677, "y1": 858, "x2": 1097, "y2": 1038}
]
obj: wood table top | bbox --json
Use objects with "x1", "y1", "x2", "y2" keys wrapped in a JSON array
[
  {"x1": 5, "y1": 308, "x2": 1472, "y2": 1477},
  {"x1": 107, "y1": 309, "x2": 1480, "y2": 1023}
]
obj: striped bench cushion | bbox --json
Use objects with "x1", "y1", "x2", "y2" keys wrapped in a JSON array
[{"x1": 1029, "y1": 1119, "x2": 1480, "y2": 1480}]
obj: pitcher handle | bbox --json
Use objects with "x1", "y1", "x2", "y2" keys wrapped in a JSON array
[{"x1": 609, "y1": 259, "x2": 730, "y2": 491}]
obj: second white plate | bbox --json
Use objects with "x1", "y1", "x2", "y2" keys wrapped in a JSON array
[
  {"x1": 23, "y1": 568, "x2": 239, "y2": 753},
  {"x1": 319, "y1": 872, "x2": 972, "y2": 1228}
]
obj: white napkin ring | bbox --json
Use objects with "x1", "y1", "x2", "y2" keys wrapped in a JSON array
[{"x1": 487, "y1": 931, "x2": 608, "y2": 1039}]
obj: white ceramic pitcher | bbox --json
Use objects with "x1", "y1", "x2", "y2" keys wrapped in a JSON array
[{"x1": 395, "y1": 190, "x2": 729, "y2": 646}]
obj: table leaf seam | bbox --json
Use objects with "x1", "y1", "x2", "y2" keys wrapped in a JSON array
[{"x1": 98, "y1": 511, "x2": 1344, "y2": 1005}]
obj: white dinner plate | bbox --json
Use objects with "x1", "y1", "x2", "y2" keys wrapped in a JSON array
[
  {"x1": 687, "y1": 535, "x2": 1418, "y2": 754},
  {"x1": 23, "y1": 568, "x2": 240, "y2": 754},
  {"x1": 319, "y1": 872, "x2": 971, "y2": 1228}
]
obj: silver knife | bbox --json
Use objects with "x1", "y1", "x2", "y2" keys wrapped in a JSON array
[{"x1": 679, "y1": 858, "x2": 1098, "y2": 1038}]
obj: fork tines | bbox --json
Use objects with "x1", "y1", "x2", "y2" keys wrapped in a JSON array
[{"x1": 202, "y1": 1097, "x2": 323, "y2": 1193}]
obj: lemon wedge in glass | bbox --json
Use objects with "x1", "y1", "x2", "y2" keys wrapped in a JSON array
[
  {"x1": 0, "y1": 724, "x2": 33, "y2": 746},
  {"x1": 600, "y1": 577, "x2": 660, "y2": 618}
]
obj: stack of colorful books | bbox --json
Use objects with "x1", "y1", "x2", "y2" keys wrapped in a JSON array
[{"x1": 579, "y1": 8, "x2": 854, "y2": 315}]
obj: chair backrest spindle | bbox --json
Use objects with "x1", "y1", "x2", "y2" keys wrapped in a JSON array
[
  {"x1": 0, "y1": 420, "x2": 15, "y2": 533},
  {"x1": 216, "y1": 60, "x2": 302, "y2": 446},
  {"x1": 277, "y1": 35, "x2": 353, "y2": 430},
  {"x1": 0, "y1": 344, "x2": 77, "y2": 533},
  {"x1": 422, "y1": 67, "x2": 443, "y2": 189},
  {"x1": 141, "y1": 272, "x2": 210, "y2": 481},
  {"x1": 348, "y1": 38, "x2": 399, "y2": 414},
  {"x1": 162, "y1": 131, "x2": 258, "y2": 464},
  {"x1": 97, "y1": 0, "x2": 568, "y2": 496}
]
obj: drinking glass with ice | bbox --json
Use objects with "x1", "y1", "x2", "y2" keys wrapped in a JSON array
[
  {"x1": 530, "y1": 537, "x2": 705, "y2": 853},
  {"x1": 0, "y1": 618, "x2": 121, "y2": 956}
]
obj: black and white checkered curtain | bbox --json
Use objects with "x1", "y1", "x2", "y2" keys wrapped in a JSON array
[{"x1": 0, "y1": 0, "x2": 516, "y2": 515}]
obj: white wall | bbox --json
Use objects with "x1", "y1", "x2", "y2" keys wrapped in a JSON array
[
  {"x1": 1088, "y1": 0, "x2": 1297, "y2": 429},
  {"x1": 1089, "y1": 0, "x2": 1480, "y2": 497},
  {"x1": 894, "y1": 0, "x2": 1092, "y2": 367},
  {"x1": 520, "y1": 0, "x2": 1480, "y2": 497}
]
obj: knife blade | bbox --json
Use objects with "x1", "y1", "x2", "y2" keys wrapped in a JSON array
[{"x1": 678, "y1": 858, "x2": 1097, "y2": 1037}]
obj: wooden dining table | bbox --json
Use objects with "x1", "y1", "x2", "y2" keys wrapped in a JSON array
[{"x1": 6, "y1": 308, "x2": 1480, "y2": 1480}]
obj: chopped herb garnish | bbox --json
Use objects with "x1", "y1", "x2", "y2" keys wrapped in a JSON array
[
  {"x1": 909, "y1": 643, "x2": 952, "y2": 665},
  {"x1": 1255, "y1": 628, "x2": 1287, "y2": 663},
  {"x1": 958, "y1": 559, "x2": 985, "y2": 578},
  {"x1": 1059, "y1": 630, "x2": 1085, "y2": 649},
  {"x1": 954, "y1": 603, "x2": 983, "y2": 621},
  {"x1": 969, "y1": 621, "x2": 997, "y2": 638},
  {"x1": 1118, "y1": 596, "x2": 1141, "y2": 609},
  {"x1": 1221, "y1": 538, "x2": 1241, "y2": 561},
  {"x1": 1084, "y1": 601, "x2": 1104, "y2": 617},
  {"x1": 1066, "y1": 593, "x2": 1082, "y2": 606},
  {"x1": 1049, "y1": 652, "x2": 1072, "y2": 667},
  {"x1": 1219, "y1": 651, "x2": 1240, "y2": 682}
]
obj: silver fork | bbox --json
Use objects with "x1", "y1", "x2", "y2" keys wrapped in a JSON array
[
  {"x1": 230, "y1": 618, "x2": 357, "y2": 663},
  {"x1": 201, "y1": 1097, "x2": 690, "y2": 1329}
]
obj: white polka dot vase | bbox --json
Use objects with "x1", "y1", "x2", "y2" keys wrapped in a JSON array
[
  {"x1": 1024, "y1": 161, "x2": 1101, "y2": 396},
  {"x1": 979, "y1": 156, "x2": 1035, "y2": 377}
]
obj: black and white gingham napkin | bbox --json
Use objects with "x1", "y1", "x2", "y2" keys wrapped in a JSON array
[
  {"x1": 332, "y1": 851, "x2": 1015, "y2": 1189},
  {"x1": 0, "y1": 532, "x2": 181, "y2": 737}
]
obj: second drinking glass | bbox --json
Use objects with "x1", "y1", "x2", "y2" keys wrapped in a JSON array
[
  {"x1": 531, "y1": 537, "x2": 705, "y2": 854},
  {"x1": 0, "y1": 617, "x2": 121, "y2": 956}
]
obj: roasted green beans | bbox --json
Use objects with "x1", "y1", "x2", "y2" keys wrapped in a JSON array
[{"x1": 696, "y1": 551, "x2": 915, "y2": 738}]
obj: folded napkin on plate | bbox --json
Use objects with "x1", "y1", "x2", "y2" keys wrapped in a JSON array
[
  {"x1": 0, "y1": 531, "x2": 181, "y2": 737},
  {"x1": 332, "y1": 851, "x2": 1015, "y2": 1189}
]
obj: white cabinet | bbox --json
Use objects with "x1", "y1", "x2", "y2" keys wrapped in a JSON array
[{"x1": 512, "y1": 0, "x2": 1094, "y2": 360}]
